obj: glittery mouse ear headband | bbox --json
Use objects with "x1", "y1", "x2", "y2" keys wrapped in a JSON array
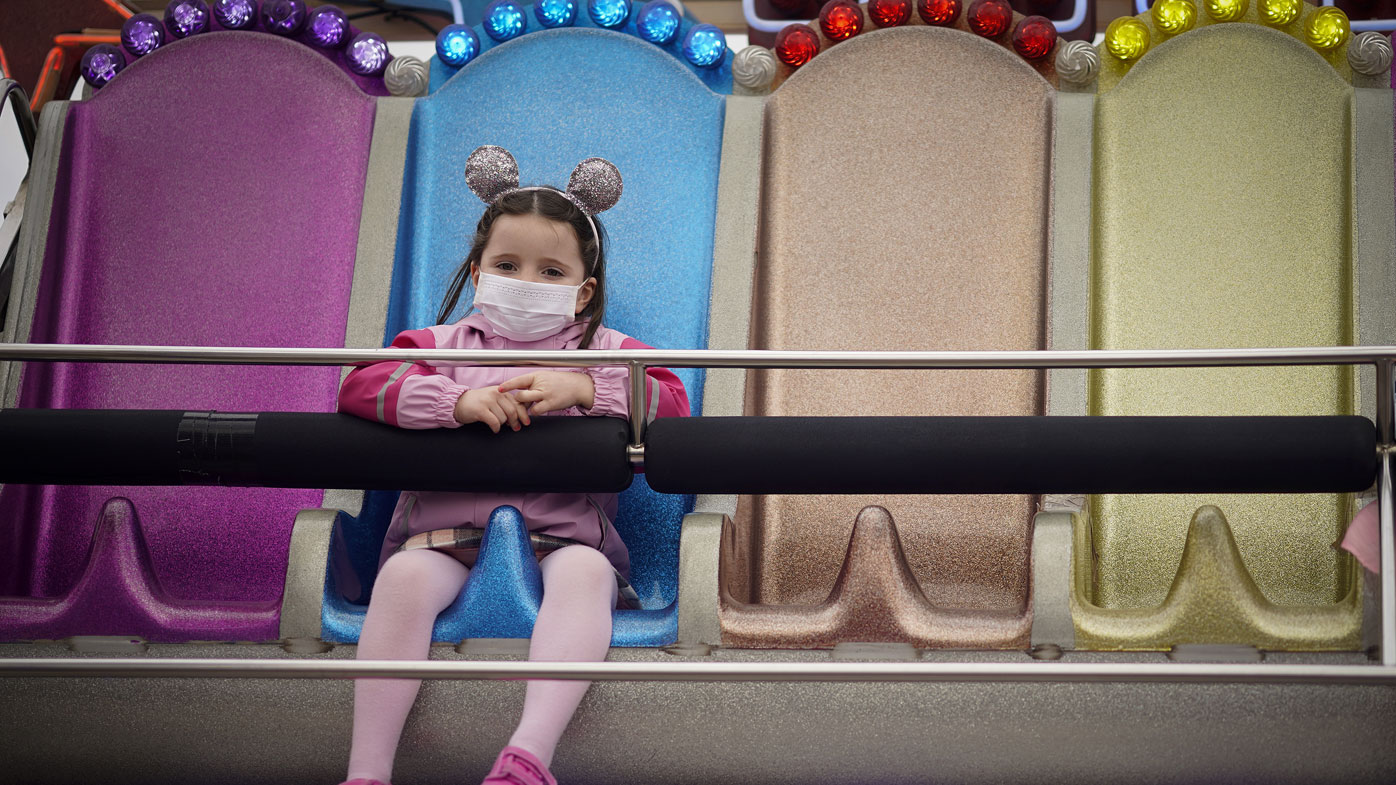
[
  {"x1": 464, "y1": 145, "x2": 622, "y2": 273},
  {"x1": 463, "y1": 145, "x2": 623, "y2": 215}
]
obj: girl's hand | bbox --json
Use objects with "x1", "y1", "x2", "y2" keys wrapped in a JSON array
[
  {"x1": 498, "y1": 371, "x2": 595, "y2": 415},
  {"x1": 454, "y1": 387, "x2": 531, "y2": 433}
]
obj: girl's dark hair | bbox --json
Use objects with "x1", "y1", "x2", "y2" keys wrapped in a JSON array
[{"x1": 438, "y1": 188, "x2": 608, "y2": 348}]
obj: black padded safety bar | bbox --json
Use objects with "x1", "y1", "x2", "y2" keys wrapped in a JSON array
[
  {"x1": 0, "y1": 411, "x2": 1376, "y2": 495},
  {"x1": 644, "y1": 416, "x2": 1377, "y2": 494},
  {"x1": 0, "y1": 410, "x2": 633, "y2": 493}
]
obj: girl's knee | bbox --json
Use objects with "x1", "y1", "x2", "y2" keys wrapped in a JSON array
[
  {"x1": 542, "y1": 545, "x2": 616, "y2": 594},
  {"x1": 371, "y1": 549, "x2": 468, "y2": 612}
]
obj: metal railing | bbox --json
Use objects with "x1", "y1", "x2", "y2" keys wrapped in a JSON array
[
  {"x1": 0, "y1": 658, "x2": 1393, "y2": 684},
  {"x1": 0, "y1": 341, "x2": 1393, "y2": 676}
]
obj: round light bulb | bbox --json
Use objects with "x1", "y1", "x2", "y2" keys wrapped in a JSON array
[
  {"x1": 1151, "y1": 0, "x2": 1196, "y2": 35},
  {"x1": 818, "y1": 0, "x2": 864, "y2": 43},
  {"x1": 1203, "y1": 0, "x2": 1246, "y2": 22},
  {"x1": 1105, "y1": 17, "x2": 1151, "y2": 62},
  {"x1": 1304, "y1": 7, "x2": 1349, "y2": 51},
  {"x1": 1258, "y1": 0, "x2": 1301, "y2": 27},
  {"x1": 774, "y1": 24, "x2": 820, "y2": 67}
]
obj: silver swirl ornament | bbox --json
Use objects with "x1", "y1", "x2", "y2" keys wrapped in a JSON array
[
  {"x1": 1055, "y1": 40, "x2": 1099, "y2": 88},
  {"x1": 733, "y1": 45, "x2": 777, "y2": 93},
  {"x1": 385, "y1": 55, "x2": 429, "y2": 97},
  {"x1": 1348, "y1": 31, "x2": 1393, "y2": 77}
]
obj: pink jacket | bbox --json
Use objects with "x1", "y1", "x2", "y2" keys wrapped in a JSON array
[{"x1": 339, "y1": 314, "x2": 690, "y2": 577}]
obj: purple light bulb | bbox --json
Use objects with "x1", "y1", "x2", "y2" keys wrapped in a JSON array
[
  {"x1": 306, "y1": 5, "x2": 350, "y2": 49},
  {"x1": 120, "y1": 14, "x2": 166, "y2": 57},
  {"x1": 345, "y1": 31, "x2": 390, "y2": 75},
  {"x1": 213, "y1": 0, "x2": 259, "y2": 29},
  {"x1": 260, "y1": 0, "x2": 308, "y2": 35},
  {"x1": 164, "y1": 0, "x2": 211, "y2": 38},
  {"x1": 80, "y1": 44, "x2": 127, "y2": 89}
]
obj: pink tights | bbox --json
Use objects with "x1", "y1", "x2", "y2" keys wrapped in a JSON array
[{"x1": 346, "y1": 546, "x2": 618, "y2": 783}]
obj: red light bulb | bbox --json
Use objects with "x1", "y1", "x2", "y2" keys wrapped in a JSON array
[
  {"x1": 916, "y1": 0, "x2": 961, "y2": 26},
  {"x1": 1011, "y1": 15, "x2": 1057, "y2": 60},
  {"x1": 774, "y1": 23, "x2": 821, "y2": 67},
  {"x1": 818, "y1": 0, "x2": 864, "y2": 42},
  {"x1": 868, "y1": 0, "x2": 912, "y2": 27},
  {"x1": 967, "y1": 0, "x2": 1012, "y2": 37}
]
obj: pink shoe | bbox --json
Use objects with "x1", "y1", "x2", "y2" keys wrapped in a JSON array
[
  {"x1": 339, "y1": 779, "x2": 390, "y2": 785},
  {"x1": 481, "y1": 746, "x2": 558, "y2": 785}
]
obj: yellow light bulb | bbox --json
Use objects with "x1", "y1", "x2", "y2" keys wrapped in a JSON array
[
  {"x1": 1303, "y1": 7, "x2": 1350, "y2": 51},
  {"x1": 1151, "y1": 0, "x2": 1197, "y2": 35},
  {"x1": 1258, "y1": 0, "x2": 1301, "y2": 26},
  {"x1": 1105, "y1": 17, "x2": 1152, "y2": 62},
  {"x1": 1203, "y1": 0, "x2": 1247, "y2": 22}
]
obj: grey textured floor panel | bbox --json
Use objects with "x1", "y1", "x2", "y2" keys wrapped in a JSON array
[{"x1": 1, "y1": 644, "x2": 1391, "y2": 784}]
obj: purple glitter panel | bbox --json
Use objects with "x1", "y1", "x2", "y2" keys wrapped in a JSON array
[
  {"x1": 306, "y1": 5, "x2": 350, "y2": 49},
  {"x1": 164, "y1": 0, "x2": 212, "y2": 38},
  {"x1": 345, "y1": 31, "x2": 390, "y2": 75},
  {"x1": 79, "y1": 44, "x2": 126, "y2": 88},
  {"x1": 260, "y1": 0, "x2": 308, "y2": 35},
  {"x1": 120, "y1": 14, "x2": 166, "y2": 57},
  {"x1": 0, "y1": 33, "x2": 377, "y2": 642},
  {"x1": 213, "y1": 0, "x2": 259, "y2": 29}
]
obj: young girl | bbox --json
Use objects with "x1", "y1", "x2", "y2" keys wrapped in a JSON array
[{"x1": 336, "y1": 146, "x2": 689, "y2": 785}]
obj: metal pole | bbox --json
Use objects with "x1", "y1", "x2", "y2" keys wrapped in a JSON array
[
  {"x1": 0, "y1": 658, "x2": 1393, "y2": 684},
  {"x1": 1379, "y1": 360, "x2": 1396, "y2": 666},
  {"x1": 0, "y1": 343, "x2": 1394, "y2": 370}
]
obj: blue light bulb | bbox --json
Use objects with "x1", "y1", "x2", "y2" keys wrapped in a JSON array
[
  {"x1": 436, "y1": 23, "x2": 481, "y2": 66},
  {"x1": 586, "y1": 0, "x2": 631, "y2": 28},
  {"x1": 681, "y1": 22, "x2": 725, "y2": 68},
  {"x1": 483, "y1": 0, "x2": 528, "y2": 41},
  {"x1": 534, "y1": 0, "x2": 578, "y2": 28},
  {"x1": 636, "y1": 0, "x2": 680, "y2": 45}
]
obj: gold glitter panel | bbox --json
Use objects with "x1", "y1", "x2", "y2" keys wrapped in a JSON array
[
  {"x1": 1082, "y1": 22, "x2": 1359, "y2": 648},
  {"x1": 1070, "y1": 506, "x2": 1360, "y2": 650},
  {"x1": 722, "y1": 28, "x2": 1053, "y2": 649},
  {"x1": 1097, "y1": 1, "x2": 1356, "y2": 93}
]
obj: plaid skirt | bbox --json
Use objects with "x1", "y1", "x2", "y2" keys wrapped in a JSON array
[{"x1": 395, "y1": 527, "x2": 642, "y2": 609}]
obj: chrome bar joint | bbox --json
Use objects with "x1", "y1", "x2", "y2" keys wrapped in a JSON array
[{"x1": 628, "y1": 360, "x2": 646, "y2": 449}]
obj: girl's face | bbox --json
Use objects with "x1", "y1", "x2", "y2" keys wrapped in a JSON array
[{"x1": 471, "y1": 212, "x2": 596, "y2": 315}]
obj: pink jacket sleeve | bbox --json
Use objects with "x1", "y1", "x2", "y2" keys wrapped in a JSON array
[
  {"x1": 338, "y1": 329, "x2": 468, "y2": 429},
  {"x1": 583, "y1": 336, "x2": 691, "y2": 421},
  {"x1": 1342, "y1": 500, "x2": 1381, "y2": 573}
]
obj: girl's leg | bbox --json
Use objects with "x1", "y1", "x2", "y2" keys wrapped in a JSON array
[
  {"x1": 346, "y1": 549, "x2": 470, "y2": 783},
  {"x1": 505, "y1": 545, "x2": 618, "y2": 767}
]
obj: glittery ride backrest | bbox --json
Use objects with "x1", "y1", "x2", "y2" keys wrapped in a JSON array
[
  {"x1": 730, "y1": 27, "x2": 1052, "y2": 647},
  {"x1": 0, "y1": 33, "x2": 376, "y2": 641},
  {"x1": 1090, "y1": 24, "x2": 1355, "y2": 613},
  {"x1": 381, "y1": 29, "x2": 725, "y2": 619}
]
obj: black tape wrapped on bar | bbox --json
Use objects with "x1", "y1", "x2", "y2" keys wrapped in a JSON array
[
  {"x1": 644, "y1": 416, "x2": 1378, "y2": 494},
  {"x1": 0, "y1": 410, "x2": 633, "y2": 493}
]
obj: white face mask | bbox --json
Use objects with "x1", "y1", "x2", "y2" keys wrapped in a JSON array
[{"x1": 472, "y1": 273, "x2": 583, "y2": 342}]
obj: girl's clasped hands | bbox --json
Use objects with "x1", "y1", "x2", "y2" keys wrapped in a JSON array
[{"x1": 453, "y1": 370, "x2": 596, "y2": 432}]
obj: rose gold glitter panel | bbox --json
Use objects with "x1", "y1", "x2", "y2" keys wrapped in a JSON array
[{"x1": 722, "y1": 27, "x2": 1053, "y2": 648}]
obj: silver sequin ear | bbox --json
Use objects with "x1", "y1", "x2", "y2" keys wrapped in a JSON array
[
  {"x1": 565, "y1": 158, "x2": 623, "y2": 215},
  {"x1": 464, "y1": 145, "x2": 520, "y2": 204}
]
